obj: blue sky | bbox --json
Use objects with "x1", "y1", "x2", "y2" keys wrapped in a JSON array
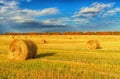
[{"x1": 0, "y1": 0, "x2": 120, "y2": 33}]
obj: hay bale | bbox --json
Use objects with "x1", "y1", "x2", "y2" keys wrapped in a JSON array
[
  {"x1": 87, "y1": 40, "x2": 100, "y2": 49},
  {"x1": 69, "y1": 37, "x2": 72, "y2": 40},
  {"x1": 9, "y1": 39, "x2": 37, "y2": 60},
  {"x1": 41, "y1": 39, "x2": 47, "y2": 43},
  {"x1": 11, "y1": 36, "x2": 15, "y2": 39},
  {"x1": 25, "y1": 36, "x2": 27, "y2": 39}
]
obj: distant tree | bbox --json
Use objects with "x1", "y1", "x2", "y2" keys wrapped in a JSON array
[
  {"x1": 84, "y1": 32, "x2": 95, "y2": 35},
  {"x1": 75, "y1": 32, "x2": 83, "y2": 35},
  {"x1": 52, "y1": 32, "x2": 61, "y2": 35},
  {"x1": 5, "y1": 32, "x2": 20, "y2": 35},
  {"x1": 95, "y1": 32, "x2": 116, "y2": 35},
  {"x1": 114, "y1": 32, "x2": 120, "y2": 35},
  {"x1": 62, "y1": 32, "x2": 68, "y2": 35},
  {"x1": 42, "y1": 32, "x2": 51, "y2": 35}
]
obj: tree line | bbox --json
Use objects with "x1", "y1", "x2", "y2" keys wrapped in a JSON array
[{"x1": 1, "y1": 32, "x2": 120, "y2": 35}]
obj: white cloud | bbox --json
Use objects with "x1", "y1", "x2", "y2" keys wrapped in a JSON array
[
  {"x1": 0, "y1": 0, "x2": 59, "y2": 23},
  {"x1": 10, "y1": 16, "x2": 34, "y2": 22},
  {"x1": 42, "y1": 17, "x2": 70, "y2": 25},
  {"x1": 34, "y1": 8, "x2": 59, "y2": 16},
  {"x1": 42, "y1": 17, "x2": 89, "y2": 25},
  {"x1": 103, "y1": 8, "x2": 120, "y2": 16},
  {"x1": 16, "y1": 8, "x2": 59, "y2": 17},
  {"x1": 73, "y1": 18, "x2": 89, "y2": 24},
  {"x1": 73, "y1": 2, "x2": 114, "y2": 18}
]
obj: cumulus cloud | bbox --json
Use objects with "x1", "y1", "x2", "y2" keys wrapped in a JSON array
[
  {"x1": 73, "y1": 18, "x2": 89, "y2": 24},
  {"x1": 0, "y1": 0, "x2": 64, "y2": 32},
  {"x1": 17, "y1": 8, "x2": 59, "y2": 17},
  {"x1": 0, "y1": 0, "x2": 59, "y2": 23},
  {"x1": 73, "y1": 2, "x2": 114, "y2": 18},
  {"x1": 10, "y1": 21, "x2": 69, "y2": 32},
  {"x1": 42, "y1": 17, "x2": 70, "y2": 25},
  {"x1": 103, "y1": 8, "x2": 120, "y2": 16}
]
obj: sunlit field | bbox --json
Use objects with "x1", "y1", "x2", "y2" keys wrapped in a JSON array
[{"x1": 0, "y1": 35, "x2": 120, "y2": 79}]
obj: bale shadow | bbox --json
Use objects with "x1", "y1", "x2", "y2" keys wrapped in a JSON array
[
  {"x1": 98, "y1": 47, "x2": 102, "y2": 49},
  {"x1": 36, "y1": 52, "x2": 56, "y2": 58}
]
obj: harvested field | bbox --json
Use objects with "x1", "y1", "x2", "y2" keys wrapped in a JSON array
[{"x1": 0, "y1": 35, "x2": 120, "y2": 79}]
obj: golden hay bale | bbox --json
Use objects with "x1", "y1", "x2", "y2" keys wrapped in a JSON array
[
  {"x1": 9, "y1": 39, "x2": 37, "y2": 60},
  {"x1": 12, "y1": 36, "x2": 14, "y2": 39},
  {"x1": 41, "y1": 39, "x2": 47, "y2": 43},
  {"x1": 69, "y1": 37, "x2": 72, "y2": 40},
  {"x1": 25, "y1": 36, "x2": 27, "y2": 39},
  {"x1": 87, "y1": 40, "x2": 100, "y2": 49}
]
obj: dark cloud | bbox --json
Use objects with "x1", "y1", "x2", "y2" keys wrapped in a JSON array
[
  {"x1": 10, "y1": 21, "x2": 69, "y2": 32},
  {"x1": 0, "y1": 25, "x2": 4, "y2": 33},
  {"x1": 0, "y1": 25, "x2": 9, "y2": 33}
]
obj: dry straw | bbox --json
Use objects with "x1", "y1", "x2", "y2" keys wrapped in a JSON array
[
  {"x1": 9, "y1": 39, "x2": 37, "y2": 60},
  {"x1": 87, "y1": 40, "x2": 100, "y2": 49}
]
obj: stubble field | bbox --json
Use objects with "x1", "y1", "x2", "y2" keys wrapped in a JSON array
[{"x1": 0, "y1": 35, "x2": 120, "y2": 79}]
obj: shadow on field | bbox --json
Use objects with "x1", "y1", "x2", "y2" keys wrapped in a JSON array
[{"x1": 36, "y1": 52, "x2": 56, "y2": 58}]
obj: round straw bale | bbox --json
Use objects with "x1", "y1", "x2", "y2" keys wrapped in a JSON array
[
  {"x1": 9, "y1": 39, "x2": 37, "y2": 60},
  {"x1": 87, "y1": 40, "x2": 100, "y2": 49},
  {"x1": 12, "y1": 36, "x2": 14, "y2": 39},
  {"x1": 41, "y1": 39, "x2": 47, "y2": 43}
]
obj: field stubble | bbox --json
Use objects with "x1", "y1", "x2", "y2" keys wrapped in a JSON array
[{"x1": 0, "y1": 35, "x2": 120, "y2": 79}]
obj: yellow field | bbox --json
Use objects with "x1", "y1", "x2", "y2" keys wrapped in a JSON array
[{"x1": 0, "y1": 35, "x2": 120, "y2": 79}]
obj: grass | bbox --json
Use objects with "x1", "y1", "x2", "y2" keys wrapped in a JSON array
[{"x1": 0, "y1": 35, "x2": 120, "y2": 79}]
